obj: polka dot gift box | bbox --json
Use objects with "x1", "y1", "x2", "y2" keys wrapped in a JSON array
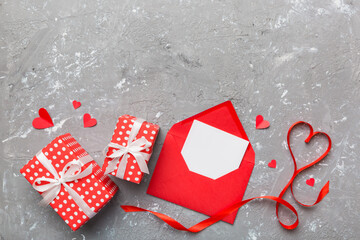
[
  {"x1": 20, "y1": 133, "x2": 118, "y2": 231},
  {"x1": 102, "y1": 115, "x2": 159, "y2": 184}
]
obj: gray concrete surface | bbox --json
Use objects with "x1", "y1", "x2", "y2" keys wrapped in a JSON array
[{"x1": 1, "y1": 0, "x2": 359, "y2": 239}]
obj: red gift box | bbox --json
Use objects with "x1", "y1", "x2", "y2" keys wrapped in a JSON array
[
  {"x1": 102, "y1": 115, "x2": 159, "y2": 184},
  {"x1": 20, "y1": 133, "x2": 118, "y2": 231}
]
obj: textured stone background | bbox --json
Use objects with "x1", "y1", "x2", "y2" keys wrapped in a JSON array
[{"x1": 1, "y1": 0, "x2": 359, "y2": 239}]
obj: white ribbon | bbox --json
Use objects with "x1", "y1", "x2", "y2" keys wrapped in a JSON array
[
  {"x1": 104, "y1": 118, "x2": 151, "y2": 178},
  {"x1": 33, "y1": 151, "x2": 96, "y2": 218}
]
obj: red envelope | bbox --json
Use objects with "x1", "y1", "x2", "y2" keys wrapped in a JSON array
[{"x1": 147, "y1": 101, "x2": 255, "y2": 224}]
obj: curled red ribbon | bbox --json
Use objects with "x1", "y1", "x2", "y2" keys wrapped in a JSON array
[{"x1": 121, "y1": 121, "x2": 332, "y2": 232}]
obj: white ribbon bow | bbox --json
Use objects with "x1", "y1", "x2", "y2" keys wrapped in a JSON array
[
  {"x1": 104, "y1": 118, "x2": 151, "y2": 178},
  {"x1": 33, "y1": 151, "x2": 96, "y2": 218}
]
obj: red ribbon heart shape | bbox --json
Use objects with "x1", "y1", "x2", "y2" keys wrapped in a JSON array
[
  {"x1": 275, "y1": 121, "x2": 332, "y2": 229},
  {"x1": 83, "y1": 113, "x2": 97, "y2": 128},
  {"x1": 72, "y1": 100, "x2": 81, "y2": 110},
  {"x1": 256, "y1": 115, "x2": 270, "y2": 129},
  {"x1": 268, "y1": 159, "x2": 277, "y2": 168},
  {"x1": 121, "y1": 121, "x2": 332, "y2": 232},
  {"x1": 32, "y1": 108, "x2": 54, "y2": 129},
  {"x1": 306, "y1": 178, "x2": 315, "y2": 187}
]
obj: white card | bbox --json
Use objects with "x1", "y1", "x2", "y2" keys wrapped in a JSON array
[{"x1": 181, "y1": 120, "x2": 249, "y2": 180}]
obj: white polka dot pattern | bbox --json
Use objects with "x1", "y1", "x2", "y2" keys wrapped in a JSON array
[
  {"x1": 20, "y1": 133, "x2": 119, "y2": 231},
  {"x1": 102, "y1": 115, "x2": 159, "y2": 184}
]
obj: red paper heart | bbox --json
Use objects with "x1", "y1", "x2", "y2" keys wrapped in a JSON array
[
  {"x1": 32, "y1": 108, "x2": 54, "y2": 129},
  {"x1": 83, "y1": 113, "x2": 97, "y2": 128},
  {"x1": 306, "y1": 178, "x2": 315, "y2": 187},
  {"x1": 256, "y1": 115, "x2": 270, "y2": 129},
  {"x1": 72, "y1": 100, "x2": 81, "y2": 110},
  {"x1": 268, "y1": 159, "x2": 277, "y2": 168}
]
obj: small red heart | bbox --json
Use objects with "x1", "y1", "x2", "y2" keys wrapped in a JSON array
[
  {"x1": 268, "y1": 159, "x2": 277, "y2": 168},
  {"x1": 83, "y1": 113, "x2": 97, "y2": 128},
  {"x1": 72, "y1": 100, "x2": 81, "y2": 110},
  {"x1": 32, "y1": 108, "x2": 54, "y2": 129},
  {"x1": 306, "y1": 178, "x2": 315, "y2": 187},
  {"x1": 256, "y1": 115, "x2": 270, "y2": 129}
]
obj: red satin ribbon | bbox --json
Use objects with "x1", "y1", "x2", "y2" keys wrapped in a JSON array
[{"x1": 121, "y1": 121, "x2": 332, "y2": 232}]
